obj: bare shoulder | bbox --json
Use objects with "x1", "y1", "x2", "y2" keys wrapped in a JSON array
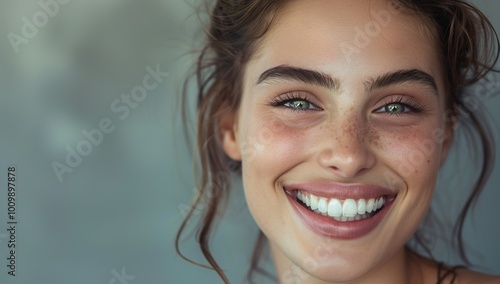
[{"x1": 455, "y1": 268, "x2": 500, "y2": 284}]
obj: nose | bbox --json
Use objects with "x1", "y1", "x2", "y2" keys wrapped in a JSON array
[{"x1": 317, "y1": 115, "x2": 376, "y2": 178}]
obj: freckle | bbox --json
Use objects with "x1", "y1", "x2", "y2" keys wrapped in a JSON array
[{"x1": 367, "y1": 127, "x2": 381, "y2": 148}]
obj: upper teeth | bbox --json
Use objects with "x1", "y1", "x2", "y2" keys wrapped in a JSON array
[{"x1": 297, "y1": 191, "x2": 386, "y2": 218}]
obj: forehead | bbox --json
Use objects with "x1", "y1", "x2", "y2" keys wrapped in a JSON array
[{"x1": 245, "y1": 0, "x2": 444, "y2": 93}]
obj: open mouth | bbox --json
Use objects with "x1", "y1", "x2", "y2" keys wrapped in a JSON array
[
  {"x1": 284, "y1": 184, "x2": 397, "y2": 238},
  {"x1": 295, "y1": 190, "x2": 391, "y2": 222}
]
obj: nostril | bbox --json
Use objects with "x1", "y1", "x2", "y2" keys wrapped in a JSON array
[{"x1": 317, "y1": 143, "x2": 376, "y2": 178}]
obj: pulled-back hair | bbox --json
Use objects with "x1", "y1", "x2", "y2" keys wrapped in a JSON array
[{"x1": 177, "y1": 0, "x2": 499, "y2": 283}]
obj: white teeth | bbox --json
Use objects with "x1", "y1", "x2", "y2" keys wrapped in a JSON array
[
  {"x1": 327, "y1": 199, "x2": 342, "y2": 217},
  {"x1": 366, "y1": 198, "x2": 375, "y2": 213},
  {"x1": 297, "y1": 192, "x2": 388, "y2": 222},
  {"x1": 357, "y1": 199, "x2": 366, "y2": 214},
  {"x1": 310, "y1": 195, "x2": 318, "y2": 210},
  {"x1": 318, "y1": 198, "x2": 328, "y2": 214},
  {"x1": 342, "y1": 199, "x2": 357, "y2": 217},
  {"x1": 377, "y1": 197, "x2": 385, "y2": 210}
]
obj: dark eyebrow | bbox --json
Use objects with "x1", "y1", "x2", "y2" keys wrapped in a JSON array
[
  {"x1": 256, "y1": 66, "x2": 438, "y2": 96},
  {"x1": 256, "y1": 65, "x2": 340, "y2": 90},
  {"x1": 366, "y1": 69, "x2": 438, "y2": 96}
]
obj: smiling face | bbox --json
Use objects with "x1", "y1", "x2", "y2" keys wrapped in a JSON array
[{"x1": 220, "y1": 0, "x2": 452, "y2": 282}]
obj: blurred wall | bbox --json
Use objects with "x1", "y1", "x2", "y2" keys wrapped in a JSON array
[{"x1": 0, "y1": 0, "x2": 498, "y2": 283}]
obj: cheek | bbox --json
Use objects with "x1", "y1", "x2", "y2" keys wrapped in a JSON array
[
  {"x1": 381, "y1": 128, "x2": 442, "y2": 178},
  {"x1": 238, "y1": 115, "x2": 307, "y2": 232},
  {"x1": 239, "y1": 114, "x2": 314, "y2": 175},
  {"x1": 374, "y1": 127, "x2": 444, "y2": 240}
]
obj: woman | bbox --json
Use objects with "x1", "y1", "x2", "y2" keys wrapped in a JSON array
[{"x1": 177, "y1": 0, "x2": 500, "y2": 283}]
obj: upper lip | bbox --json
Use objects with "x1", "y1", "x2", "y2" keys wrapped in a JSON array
[{"x1": 283, "y1": 181, "x2": 397, "y2": 200}]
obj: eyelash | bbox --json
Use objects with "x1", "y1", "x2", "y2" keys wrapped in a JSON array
[
  {"x1": 375, "y1": 96, "x2": 426, "y2": 116},
  {"x1": 269, "y1": 92, "x2": 426, "y2": 116},
  {"x1": 267, "y1": 91, "x2": 321, "y2": 112}
]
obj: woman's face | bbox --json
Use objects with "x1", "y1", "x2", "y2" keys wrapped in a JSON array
[{"x1": 221, "y1": 0, "x2": 451, "y2": 282}]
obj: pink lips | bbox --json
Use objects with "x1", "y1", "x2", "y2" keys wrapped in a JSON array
[{"x1": 284, "y1": 182, "x2": 397, "y2": 239}]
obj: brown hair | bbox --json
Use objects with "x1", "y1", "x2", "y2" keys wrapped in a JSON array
[{"x1": 176, "y1": 0, "x2": 499, "y2": 283}]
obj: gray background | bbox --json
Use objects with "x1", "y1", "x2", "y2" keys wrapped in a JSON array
[{"x1": 0, "y1": 0, "x2": 498, "y2": 283}]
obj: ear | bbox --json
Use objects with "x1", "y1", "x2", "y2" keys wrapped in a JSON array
[
  {"x1": 439, "y1": 123, "x2": 453, "y2": 167},
  {"x1": 219, "y1": 109, "x2": 241, "y2": 161}
]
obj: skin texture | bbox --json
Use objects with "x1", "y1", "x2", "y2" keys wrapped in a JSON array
[{"x1": 219, "y1": 0, "x2": 498, "y2": 283}]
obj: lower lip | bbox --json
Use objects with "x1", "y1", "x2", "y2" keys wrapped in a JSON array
[{"x1": 285, "y1": 191, "x2": 394, "y2": 239}]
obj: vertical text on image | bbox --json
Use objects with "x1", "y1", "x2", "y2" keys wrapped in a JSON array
[{"x1": 6, "y1": 166, "x2": 18, "y2": 277}]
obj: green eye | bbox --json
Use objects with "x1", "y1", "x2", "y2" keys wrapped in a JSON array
[
  {"x1": 384, "y1": 103, "x2": 407, "y2": 114},
  {"x1": 374, "y1": 96, "x2": 425, "y2": 116},
  {"x1": 269, "y1": 92, "x2": 321, "y2": 112},
  {"x1": 284, "y1": 100, "x2": 313, "y2": 110}
]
